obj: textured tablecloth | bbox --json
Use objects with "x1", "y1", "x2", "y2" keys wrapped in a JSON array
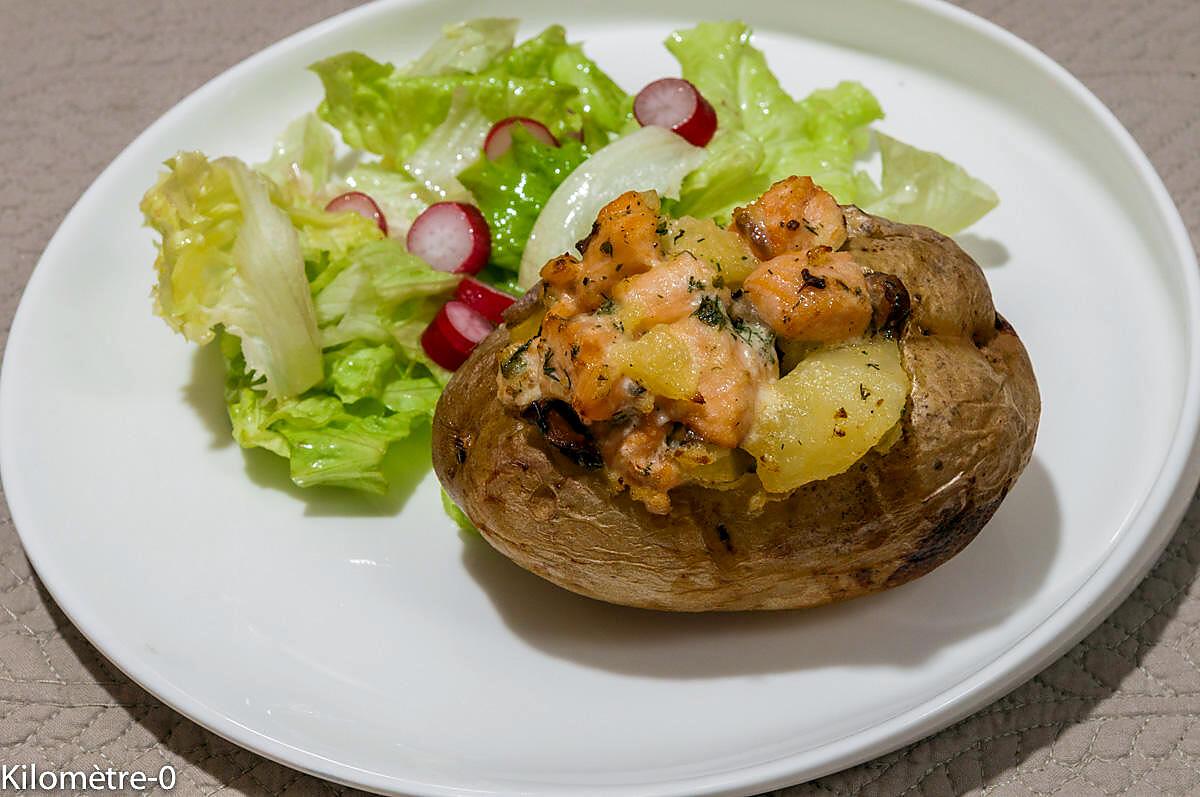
[{"x1": 2, "y1": 1, "x2": 1198, "y2": 794}]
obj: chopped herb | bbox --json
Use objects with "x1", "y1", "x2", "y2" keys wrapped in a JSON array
[
  {"x1": 673, "y1": 229, "x2": 686, "y2": 243},
  {"x1": 866, "y1": 362, "x2": 880, "y2": 370},
  {"x1": 599, "y1": 240, "x2": 614, "y2": 256},
  {"x1": 569, "y1": 343, "x2": 581, "y2": 361},
  {"x1": 833, "y1": 428, "x2": 846, "y2": 437},
  {"x1": 655, "y1": 223, "x2": 669, "y2": 236},
  {"x1": 597, "y1": 296, "x2": 616, "y2": 315},
  {"x1": 800, "y1": 268, "x2": 826, "y2": 289},
  {"x1": 665, "y1": 423, "x2": 690, "y2": 447},
  {"x1": 581, "y1": 276, "x2": 590, "y2": 286},
  {"x1": 500, "y1": 339, "x2": 532, "y2": 378},
  {"x1": 692, "y1": 295, "x2": 727, "y2": 328},
  {"x1": 731, "y1": 288, "x2": 744, "y2": 300},
  {"x1": 859, "y1": 383, "x2": 871, "y2": 400},
  {"x1": 542, "y1": 351, "x2": 560, "y2": 381},
  {"x1": 712, "y1": 275, "x2": 725, "y2": 289},
  {"x1": 785, "y1": 219, "x2": 800, "y2": 231},
  {"x1": 628, "y1": 381, "x2": 647, "y2": 396},
  {"x1": 834, "y1": 407, "x2": 848, "y2": 419},
  {"x1": 687, "y1": 275, "x2": 707, "y2": 293},
  {"x1": 804, "y1": 221, "x2": 819, "y2": 235},
  {"x1": 731, "y1": 316, "x2": 774, "y2": 351}
]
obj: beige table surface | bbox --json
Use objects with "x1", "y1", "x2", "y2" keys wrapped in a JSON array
[{"x1": 2, "y1": 1, "x2": 1199, "y2": 794}]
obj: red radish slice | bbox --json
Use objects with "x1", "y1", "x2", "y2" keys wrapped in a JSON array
[
  {"x1": 325, "y1": 191, "x2": 388, "y2": 235},
  {"x1": 421, "y1": 300, "x2": 494, "y2": 371},
  {"x1": 407, "y1": 202, "x2": 491, "y2": 274},
  {"x1": 456, "y1": 277, "x2": 516, "y2": 325},
  {"x1": 484, "y1": 117, "x2": 558, "y2": 160},
  {"x1": 633, "y1": 78, "x2": 718, "y2": 147}
]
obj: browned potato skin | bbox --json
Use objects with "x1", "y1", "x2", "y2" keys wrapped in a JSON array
[{"x1": 432, "y1": 207, "x2": 1040, "y2": 611}]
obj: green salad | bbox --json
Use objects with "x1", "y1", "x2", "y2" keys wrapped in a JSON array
[{"x1": 142, "y1": 18, "x2": 997, "y2": 497}]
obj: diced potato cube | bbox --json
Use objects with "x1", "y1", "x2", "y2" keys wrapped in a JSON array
[
  {"x1": 744, "y1": 338, "x2": 909, "y2": 491},
  {"x1": 662, "y1": 217, "x2": 759, "y2": 284},
  {"x1": 612, "y1": 325, "x2": 698, "y2": 400},
  {"x1": 682, "y1": 444, "x2": 753, "y2": 486}
]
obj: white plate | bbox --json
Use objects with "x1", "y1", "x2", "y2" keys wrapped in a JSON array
[{"x1": 3, "y1": 1, "x2": 1198, "y2": 794}]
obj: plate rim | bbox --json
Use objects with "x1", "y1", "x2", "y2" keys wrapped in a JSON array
[{"x1": 2, "y1": 0, "x2": 1198, "y2": 795}]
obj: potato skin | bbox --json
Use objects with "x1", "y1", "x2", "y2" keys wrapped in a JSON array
[{"x1": 432, "y1": 208, "x2": 1040, "y2": 611}]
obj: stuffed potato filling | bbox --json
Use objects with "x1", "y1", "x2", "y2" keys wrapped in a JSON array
[{"x1": 498, "y1": 177, "x2": 913, "y2": 513}]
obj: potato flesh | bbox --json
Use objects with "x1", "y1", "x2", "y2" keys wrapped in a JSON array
[
  {"x1": 612, "y1": 324, "x2": 699, "y2": 400},
  {"x1": 661, "y1": 217, "x2": 758, "y2": 284},
  {"x1": 744, "y1": 338, "x2": 909, "y2": 492},
  {"x1": 509, "y1": 310, "x2": 544, "y2": 345}
]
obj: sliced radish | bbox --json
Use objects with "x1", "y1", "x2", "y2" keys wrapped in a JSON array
[
  {"x1": 325, "y1": 191, "x2": 388, "y2": 235},
  {"x1": 484, "y1": 117, "x2": 558, "y2": 160},
  {"x1": 421, "y1": 300, "x2": 494, "y2": 371},
  {"x1": 633, "y1": 78, "x2": 718, "y2": 147},
  {"x1": 455, "y1": 277, "x2": 516, "y2": 325},
  {"x1": 406, "y1": 202, "x2": 491, "y2": 274}
]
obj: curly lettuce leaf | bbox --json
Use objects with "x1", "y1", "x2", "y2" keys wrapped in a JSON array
[
  {"x1": 258, "y1": 113, "x2": 336, "y2": 204},
  {"x1": 313, "y1": 239, "x2": 459, "y2": 347},
  {"x1": 860, "y1": 133, "x2": 999, "y2": 234},
  {"x1": 496, "y1": 25, "x2": 633, "y2": 147},
  {"x1": 403, "y1": 89, "x2": 491, "y2": 203},
  {"x1": 310, "y1": 24, "x2": 629, "y2": 167},
  {"x1": 441, "y1": 489, "x2": 478, "y2": 533},
  {"x1": 459, "y1": 125, "x2": 590, "y2": 273},
  {"x1": 341, "y1": 163, "x2": 429, "y2": 236},
  {"x1": 403, "y1": 18, "x2": 519, "y2": 77},
  {"x1": 221, "y1": 333, "x2": 441, "y2": 493},
  {"x1": 141, "y1": 152, "x2": 323, "y2": 399},
  {"x1": 146, "y1": 146, "x2": 457, "y2": 493},
  {"x1": 214, "y1": 234, "x2": 454, "y2": 492},
  {"x1": 667, "y1": 21, "x2": 996, "y2": 232},
  {"x1": 667, "y1": 22, "x2": 882, "y2": 221}
]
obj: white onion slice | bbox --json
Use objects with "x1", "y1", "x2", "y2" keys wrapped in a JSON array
[{"x1": 517, "y1": 126, "x2": 708, "y2": 289}]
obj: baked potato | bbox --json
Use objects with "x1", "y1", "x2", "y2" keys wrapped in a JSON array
[{"x1": 433, "y1": 177, "x2": 1039, "y2": 611}]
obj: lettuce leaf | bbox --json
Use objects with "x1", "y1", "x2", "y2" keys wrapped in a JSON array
[
  {"x1": 141, "y1": 152, "x2": 323, "y2": 399},
  {"x1": 221, "y1": 333, "x2": 441, "y2": 493},
  {"x1": 667, "y1": 22, "x2": 882, "y2": 221},
  {"x1": 860, "y1": 134, "x2": 999, "y2": 235},
  {"x1": 145, "y1": 148, "x2": 457, "y2": 493},
  {"x1": 310, "y1": 24, "x2": 630, "y2": 167},
  {"x1": 459, "y1": 126, "x2": 590, "y2": 273},
  {"x1": 403, "y1": 18, "x2": 519, "y2": 77},
  {"x1": 496, "y1": 25, "x2": 633, "y2": 147},
  {"x1": 667, "y1": 21, "x2": 996, "y2": 232},
  {"x1": 403, "y1": 89, "x2": 492, "y2": 203},
  {"x1": 258, "y1": 114, "x2": 336, "y2": 204},
  {"x1": 341, "y1": 163, "x2": 429, "y2": 236},
  {"x1": 441, "y1": 489, "x2": 478, "y2": 533}
]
